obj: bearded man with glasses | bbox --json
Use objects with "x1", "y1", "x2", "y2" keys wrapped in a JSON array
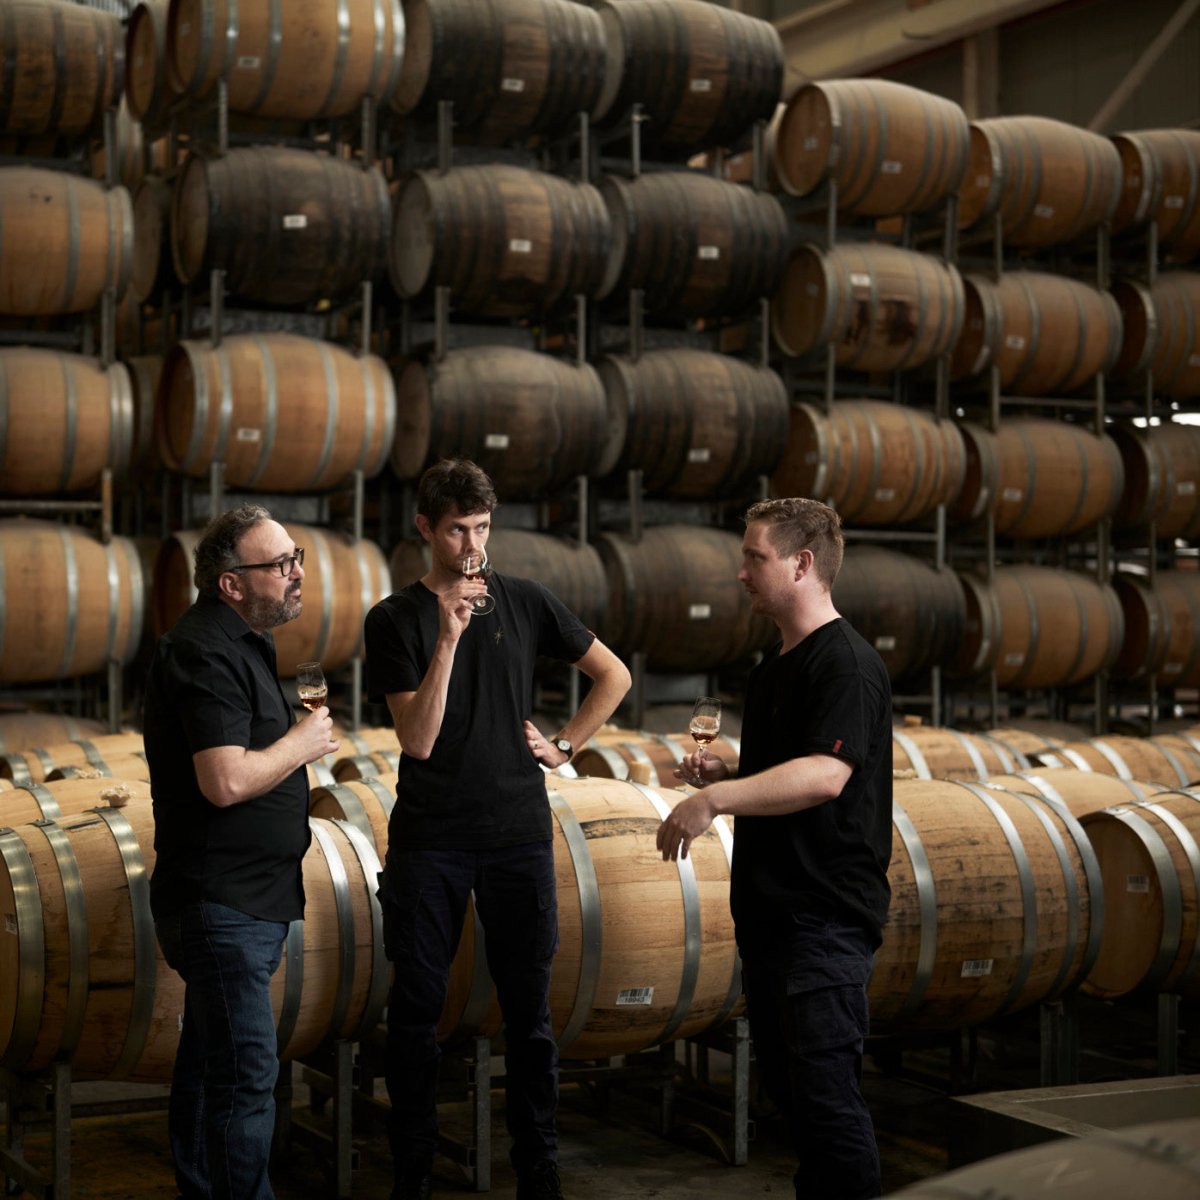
[{"x1": 143, "y1": 503, "x2": 340, "y2": 1200}]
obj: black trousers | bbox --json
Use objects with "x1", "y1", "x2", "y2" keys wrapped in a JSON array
[
  {"x1": 378, "y1": 840, "x2": 559, "y2": 1179},
  {"x1": 741, "y1": 918, "x2": 881, "y2": 1200}
]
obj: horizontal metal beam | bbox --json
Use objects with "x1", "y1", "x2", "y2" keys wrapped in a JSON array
[{"x1": 775, "y1": 0, "x2": 1072, "y2": 80}]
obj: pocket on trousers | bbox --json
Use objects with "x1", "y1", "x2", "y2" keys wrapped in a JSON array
[
  {"x1": 379, "y1": 873, "x2": 425, "y2": 964},
  {"x1": 783, "y1": 983, "x2": 869, "y2": 1056}
]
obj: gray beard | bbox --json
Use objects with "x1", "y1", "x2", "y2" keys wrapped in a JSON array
[{"x1": 244, "y1": 587, "x2": 301, "y2": 631}]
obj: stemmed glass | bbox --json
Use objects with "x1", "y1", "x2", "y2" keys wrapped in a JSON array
[
  {"x1": 296, "y1": 661, "x2": 328, "y2": 712},
  {"x1": 461, "y1": 551, "x2": 495, "y2": 615},
  {"x1": 689, "y1": 696, "x2": 722, "y2": 774}
]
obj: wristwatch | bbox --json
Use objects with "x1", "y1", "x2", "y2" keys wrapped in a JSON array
[{"x1": 552, "y1": 736, "x2": 573, "y2": 760}]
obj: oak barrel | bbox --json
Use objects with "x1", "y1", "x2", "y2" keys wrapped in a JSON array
[
  {"x1": 0, "y1": 713, "x2": 109, "y2": 754},
  {"x1": 0, "y1": 0, "x2": 124, "y2": 139},
  {"x1": 157, "y1": 334, "x2": 395, "y2": 492},
  {"x1": 832, "y1": 548, "x2": 966, "y2": 685},
  {"x1": 1111, "y1": 272, "x2": 1200, "y2": 397},
  {"x1": 1033, "y1": 735, "x2": 1200, "y2": 789},
  {"x1": 392, "y1": 347, "x2": 607, "y2": 498},
  {"x1": 957, "y1": 116, "x2": 1123, "y2": 247},
  {"x1": 949, "y1": 417, "x2": 1124, "y2": 538},
  {"x1": 165, "y1": 0, "x2": 405, "y2": 121},
  {"x1": 1110, "y1": 421, "x2": 1200, "y2": 537},
  {"x1": 1113, "y1": 571, "x2": 1200, "y2": 688},
  {"x1": 0, "y1": 521, "x2": 145, "y2": 685},
  {"x1": 774, "y1": 79, "x2": 970, "y2": 216},
  {"x1": 772, "y1": 242, "x2": 964, "y2": 369},
  {"x1": 125, "y1": 1, "x2": 177, "y2": 132},
  {"x1": 591, "y1": 0, "x2": 784, "y2": 154},
  {"x1": 393, "y1": 0, "x2": 606, "y2": 143},
  {"x1": 985, "y1": 768, "x2": 1158, "y2": 815},
  {"x1": 770, "y1": 400, "x2": 966, "y2": 527},
  {"x1": 955, "y1": 566, "x2": 1123, "y2": 689},
  {"x1": 1111, "y1": 128, "x2": 1200, "y2": 262},
  {"x1": 598, "y1": 525, "x2": 776, "y2": 672},
  {"x1": 153, "y1": 523, "x2": 390, "y2": 677},
  {"x1": 871, "y1": 778, "x2": 1099, "y2": 1030},
  {"x1": 0, "y1": 168, "x2": 132, "y2": 315},
  {"x1": 0, "y1": 349, "x2": 134, "y2": 495},
  {"x1": 171, "y1": 148, "x2": 391, "y2": 306},
  {"x1": 597, "y1": 349, "x2": 789, "y2": 499},
  {"x1": 1, "y1": 732, "x2": 146, "y2": 787},
  {"x1": 951, "y1": 271, "x2": 1123, "y2": 394},
  {"x1": 572, "y1": 730, "x2": 742, "y2": 788},
  {"x1": 598, "y1": 172, "x2": 788, "y2": 319},
  {"x1": 890, "y1": 725, "x2": 1026, "y2": 782},
  {"x1": 130, "y1": 175, "x2": 173, "y2": 303}
]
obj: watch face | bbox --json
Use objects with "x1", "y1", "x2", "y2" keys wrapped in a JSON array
[{"x1": 555, "y1": 739, "x2": 572, "y2": 755}]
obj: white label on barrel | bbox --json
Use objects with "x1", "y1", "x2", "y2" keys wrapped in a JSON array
[
  {"x1": 1165, "y1": 194, "x2": 1185, "y2": 208},
  {"x1": 4, "y1": 913, "x2": 14, "y2": 935},
  {"x1": 178, "y1": 1012, "x2": 185, "y2": 1031},
  {"x1": 485, "y1": 433, "x2": 510, "y2": 450},
  {"x1": 874, "y1": 636, "x2": 896, "y2": 651},
  {"x1": 179, "y1": 20, "x2": 190, "y2": 34},
  {"x1": 1003, "y1": 652, "x2": 1025, "y2": 665},
  {"x1": 690, "y1": 79, "x2": 713, "y2": 92},
  {"x1": 849, "y1": 272, "x2": 871, "y2": 288},
  {"x1": 616, "y1": 987, "x2": 654, "y2": 1006},
  {"x1": 976, "y1": 174, "x2": 990, "y2": 186},
  {"x1": 803, "y1": 135, "x2": 819, "y2": 151},
  {"x1": 283, "y1": 214, "x2": 307, "y2": 230},
  {"x1": 805, "y1": 451, "x2": 819, "y2": 464},
  {"x1": 881, "y1": 160, "x2": 903, "y2": 174},
  {"x1": 1034, "y1": 203, "x2": 1055, "y2": 218},
  {"x1": 501, "y1": 77, "x2": 526, "y2": 92},
  {"x1": 235, "y1": 427, "x2": 262, "y2": 443},
  {"x1": 1005, "y1": 334, "x2": 1026, "y2": 349},
  {"x1": 1163, "y1": 661, "x2": 1183, "y2": 674},
  {"x1": 689, "y1": 604, "x2": 713, "y2": 620},
  {"x1": 1126, "y1": 874, "x2": 1150, "y2": 893},
  {"x1": 806, "y1": 282, "x2": 820, "y2": 296},
  {"x1": 236, "y1": 56, "x2": 261, "y2": 70},
  {"x1": 510, "y1": 238, "x2": 533, "y2": 253},
  {"x1": 687, "y1": 447, "x2": 712, "y2": 463},
  {"x1": 1001, "y1": 487, "x2": 1023, "y2": 502},
  {"x1": 698, "y1": 245, "x2": 720, "y2": 260},
  {"x1": 1179, "y1": 480, "x2": 1196, "y2": 495},
  {"x1": 874, "y1": 487, "x2": 895, "y2": 502},
  {"x1": 961, "y1": 959, "x2": 994, "y2": 978}
]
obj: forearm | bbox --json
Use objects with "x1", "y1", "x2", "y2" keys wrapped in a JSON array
[
  {"x1": 195, "y1": 735, "x2": 310, "y2": 808},
  {"x1": 556, "y1": 643, "x2": 632, "y2": 749},
  {"x1": 703, "y1": 755, "x2": 850, "y2": 819},
  {"x1": 394, "y1": 638, "x2": 458, "y2": 759}
]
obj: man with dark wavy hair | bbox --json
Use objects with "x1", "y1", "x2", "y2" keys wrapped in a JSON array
[
  {"x1": 365, "y1": 460, "x2": 630, "y2": 1200},
  {"x1": 145, "y1": 503, "x2": 339, "y2": 1200},
  {"x1": 657, "y1": 497, "x2": 893, "y2": 1200}
]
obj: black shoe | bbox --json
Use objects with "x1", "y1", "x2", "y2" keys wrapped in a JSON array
[
  {"x1": 390, "y1": 1173, "x2": 433, "y2": 1200},
  {"x1": 516, "y1": 1160, "x2": 563, "y2": 1200}
]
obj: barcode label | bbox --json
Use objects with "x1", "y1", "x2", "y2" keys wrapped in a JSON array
[
  {"x1": 1034, "y1": 203, "x2": 1055, "y2": 218},
  {"x1": 1179, "y1": 481, "x2": 1197, "y2": 494},
  {"x1": 698, "y1": 245, "x2": 720, "y2": 260},
  {"x1": 501, "y1": 78, "x2": 526, "y2": 93},
  {"x1": 1126, "y1": 874, "x2": 1150, "y2": 893},
  {"x1": 874, "y1": 487, "x2": 895, "y2": 501},
  {"x1": 235, "y1": 427, "x2": 262, "y2": 443},
  {"x1": 687, "y1": 447, "x2": 711, "y2": 463},
  {"x1": 1163, "y1": 661, "x2": 1183, "y2": 674},
  {"x1": 849, "y1": 272, "x2": 871, "y2": 287},
  {"x1": 961, "y1": 958, "x2": 994, "y2": 978},
  {"x1": 485, "y1": 433, "x2": 510, "y2": 450},
  {"x1": 616, "y1": 987, "x2": 654, "y2": 1006},
  {"x1": 1164, "y1": 194, "x2": 1185, "y2": 208},
  {"x1": 1004, "y1": 652, "x2": 1025, "y2": 665},
  {"x1": 1001, "y1": 487, "x2": 1023, "y2": 502},
  {"x1": 4, "y1": 913, "x2": 15, "y2": 935},
  {"x1": 283, "y1": 214, "x2": 307, "y2": 229},
  {"x1": 881, "y1": 160, "x2": 903, "y2": 174},
  {"x1": 1005, "y1": 334, "x2": 1026, "y2": 349},
  {"x1": 236, "y1": 55, "x2": 261, "y2": 69},
  {"x1": 803, "y1": 136, "x2": 819, "y2": 151},
  {"x1": 690, "y1": 79, "x2": 712, "y2": 92},
  {"x1": 510, "y1": 238, "x2": 532, "y2": 253},
  {"x1": 688, "y1": 604, "x2": 712, "y2": 620},
  {"x1": 874, "y1": 636, "x2": 896, "y2": 651}
]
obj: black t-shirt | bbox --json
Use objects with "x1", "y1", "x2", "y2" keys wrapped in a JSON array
[
  {"x1": 364, "y1": 572, "x2": 594, "y2": 851},
  {"x1": 143, "y1": 595, "x2": 311, "y2": 923},
  {"x1": 731, "y1": 617, "x2": 893, "y2": 954}
]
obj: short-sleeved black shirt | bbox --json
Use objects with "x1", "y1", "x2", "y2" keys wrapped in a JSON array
[
  {"x1": 143, "y1": 594, "x2": 310, "y2": 923},
  {"x1": 731, "y1": 617, "x2": 893, "y2": 955},
  {"x1": 364, "y1": 572, "x2": 594, "y2": 851}
]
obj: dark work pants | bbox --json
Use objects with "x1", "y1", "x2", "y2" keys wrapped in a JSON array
[
  {"x1": 378, "y1": 841, "x2": 559, "y2": 1181},
  {"x1": 742, "y1": 918, "x2": 881, "y2": 1200}
]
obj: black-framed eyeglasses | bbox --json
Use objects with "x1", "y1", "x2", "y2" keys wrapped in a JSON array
[{"x1": 232, "y1": 547, "x2": 305, "y2": 577}]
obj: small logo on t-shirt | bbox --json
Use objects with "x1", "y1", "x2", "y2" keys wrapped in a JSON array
[
  {"x1": 494, "y1": 626, "x2": 504, "y2": 645},
  {"x1": 832, "y1": 738, "x2": 843, "y2": 753}
]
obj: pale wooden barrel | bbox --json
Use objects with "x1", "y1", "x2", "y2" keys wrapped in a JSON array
[
  {"x1": 46, "y1": 758, "x2": 152, "y2": 784},
  {"x1": 390, "y1": 165, "x2": 611, "y2": 318},
  {"x1": 982, "y1": 725, "x2": 1088, "y2": 763},
  {"x1": 0, "y1": 777, "x2": 151, "y2": 825},
  {"x1": 390, "y1": 529, "x2": 608, "y2": 637},
  {"x1": 833, "y1": 548, "x2": 966, "y2": 685},
  {"x1": 1113, "y1": 571, "x2": 1200, "y2": 688},
  {"x1": 157, "y1": 334, "x2": 395, "y2": 492},
  {"x1": 0, "y1": 0, "x2": 124, "y2": 139},
  {"x1": 949, "y1": 417, "x2": 1124, "y2": 537},
  {"x1": 772, "y1": 242, "x2": 964, "y2": 369},
  {"x1": 393, "y1": 0, "x2": 606, "y2": 143},
  {"x1": 331, "y1": 751, "x2": 401, "y2": 783},
  {"x1": 770, "y1": 400, "x2": 966, "y2": 528},
  {"x1": 0, "y1": 713, "x2": 109, "y2": 754},
  {"x1": 391, "y1": 347, "x2": 607, "y2": 499},
  {"x1": 1111, "y1": 128, "x2": 1200, "y2": 262},
  {"x1": 1080, "y1": 790, "x2": 1200, "y2": 999},
  {"x1": 572, "y1": 730, "x2": 742, "y2": 788},
  {"x1": 774, "y1": 79, "x2": 970, "y2": 216},
  {"x1": 1033, "y1": 735, "x2": 1200, "y2": 789},
  {"x1": 170, "y1": 148, "x2": 391, "y2": 306},
  {"x1": 597, "y1": 349, "x2": 789, "y2": 499},
  {"x1": 891, "y1": 726, "x2": 1025, "y2": 782},
  {"x1": 0, "y1": 349, "x2": 134, "y2": 495},
  {"x1": 310, "y1": 773, "x2": 398, "y2": 863},
  {"x1": 955, "y1": 566, "x2": 1124, "y2": 689},
  {"x1": 0, "y1": 168, "x2": 133, "y2": 315},
  {"x1": 153, "y1": 523, "x2": 390, "y2": 677},
  {"x1": 1, "y1": 733, "x2": 146, "y2": 787},
  {"x1": 165, "y1": 0, "x2": 405, "y2": 121},
  {"x1": 88, "y1": 98, "x2": 146, "y2": 193},
  {"x1": 591, "y1": 0, "x2": 784, "y2": 155},
  {"x1": 0, "y1": 521, "x2": 146, "y2": 686},
  {"x1": 125, "y1": 1, "x2": 177, "y2": 132},
  {"x1": 870, "y1": 778, "x2": 1099, "y2": 1031},
  {"x1": 985, "y1": 768, "x2": 1158, "y2": 815},
  {"x1": 1111, "y1": 272, "x2": 1200, "y2": 398},
  {"x1": 598, "y1": 526, "x2": 776, "y2": 671},
  {"x1": 1111, "y1": 421, "x2": 1200, "y2": 538},
  {"x1": 951, "y1": 271, "x2": 1123, "y2": 394},
  {"x1": 598, "y1": 172, "x2": 789, "y2": 319},
  {"x1": 957, "y1": 116, "x2": 1123, "y2": 247}
]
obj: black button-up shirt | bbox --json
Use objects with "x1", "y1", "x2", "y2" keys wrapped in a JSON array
[{"x1": 144, "y1": 594, "x2": 310, "y2": 922}]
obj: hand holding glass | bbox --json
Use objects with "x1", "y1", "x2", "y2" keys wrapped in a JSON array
[
  {"x1": 296, "y1": 662, "x2": 327, "y2": 713},
  {"x1": 461, "y1": 552, "x2": 495, "y2": 615},
  {"x1": 687, "y1": 696, "x2": 721, "y2": 783}
]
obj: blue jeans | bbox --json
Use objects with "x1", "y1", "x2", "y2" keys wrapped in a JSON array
[
  {"x1": 378, "y1": 841, "x2": 559, "y2": 1179},
  {"x1": 156, "y1": 901, "x2": 288, "y2": 1200},
  {"x1": 742, "y1": 916, "x2": 881, "y2": 1200}
]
